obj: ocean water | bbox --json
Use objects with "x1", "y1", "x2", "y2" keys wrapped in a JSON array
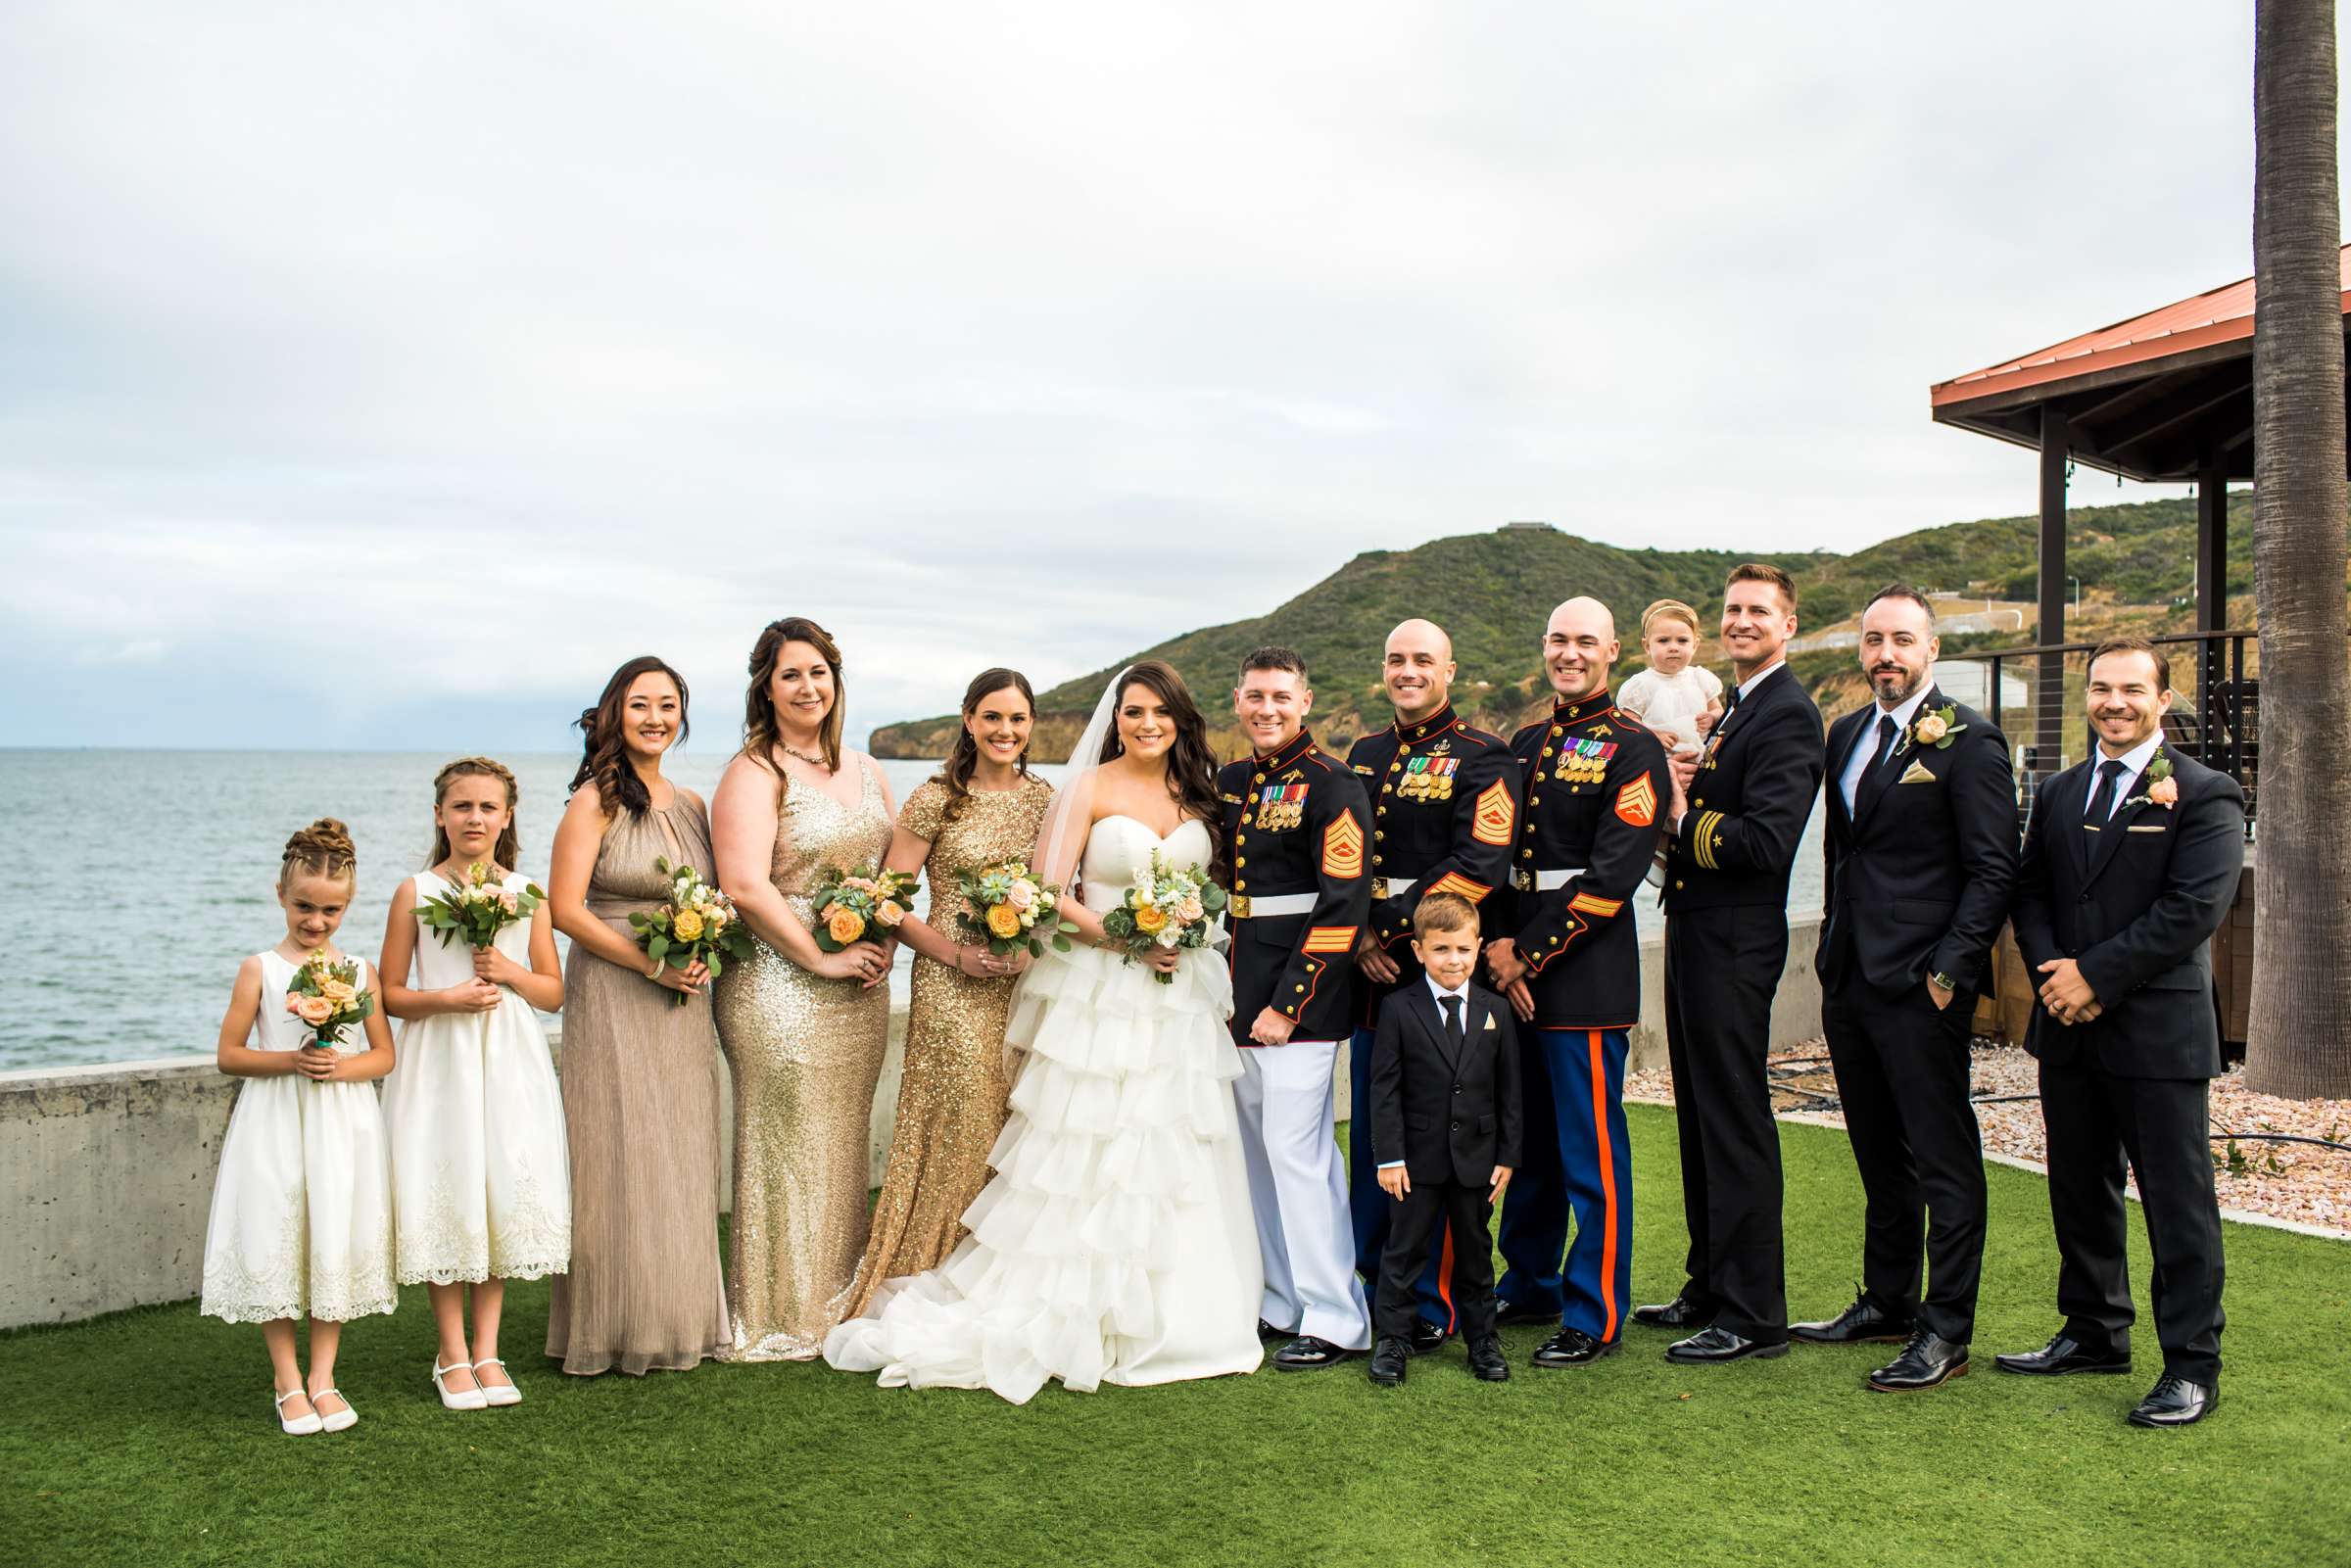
[{"x1": 0, "y1": 749, "x2": 1820, "y2": 1071}]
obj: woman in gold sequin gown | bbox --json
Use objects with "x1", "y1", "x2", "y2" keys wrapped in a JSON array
[
  {"x1": 840, "y1": 671, "x2": 1054, "y2": 1320},
  {"x1": 711, "y1": 618, "x2": 898, "y2": 1361}
]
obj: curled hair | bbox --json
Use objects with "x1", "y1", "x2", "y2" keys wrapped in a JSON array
[
  {"x1": 940, "y1": 667, "x2": 1037, "y2": 825},
  {"x1": 429, "y1": 756, "x2": 522, "y2": 872},
  {"x1": 279, "y1": 818, "x2": 357, "y2": 892},
  {"x1": 742, "y1": 617, "x2": 845, "y2": 802},
  {"x1": 1100, "y1": 660, "x2": 1229, "y2": 886},
  {"x1": 572, "y1": 655, "x2": 691, "y2": 817},
  {"x1": 1640, "y1": 598, "x2": 1702, "y2": 638}
]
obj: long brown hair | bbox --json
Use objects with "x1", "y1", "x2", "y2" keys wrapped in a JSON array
[
  {"x1": 941, "y1": 667, "x2": 1037, "y2": 824},
  {"x1": 428, "y1": 757, "x2": 523, "y2": 872},
  {"x1": 278, "y1": 818, "x2": 357, "y2": 892},
  {"x1": 571, "y1": 655, "x2": 691, "y2": 817},
  {"x1": 742, "y1": 616, "x2": 846, "y2": 800},
  {"x1": 1101, "y1": 660, "x2": 1228, "y2": 885}
]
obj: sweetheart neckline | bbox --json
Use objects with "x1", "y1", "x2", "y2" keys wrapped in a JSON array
[{"x1": 1091, "y1": 812, "x2": 1211, "y2": 844}]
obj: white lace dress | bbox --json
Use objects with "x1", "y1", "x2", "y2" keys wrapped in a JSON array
[
  {"x1": 200, "y1": 951, "x2": 398, "y2": 1324},
  {"x1": 382, "y1": 870, "x2": 572, "y2": 1285},
  {"x1": 823, "y1": 815, "x2": 1265, "y2": 1403}
]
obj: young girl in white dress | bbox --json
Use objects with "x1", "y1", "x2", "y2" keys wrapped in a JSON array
[
  {"x1": 201, "y1": 819, "x2": 399, "y2": 1436},
  {"x1": 379, "y1": 757, "x2": 571, "y2": 1411},
  {"x1": 1616, "y1": 597, "x2": 1725, "y2": 755}
]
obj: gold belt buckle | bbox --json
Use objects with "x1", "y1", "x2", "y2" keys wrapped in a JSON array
[
  {"x1": 1229, "y1": 894, "x2": 1252, "y2": 919},
  {"x1": 1513, "y1": 870, "x2": 1533, "y2": 893},
  {"x1": 1369, "y1": 878, "x2": 1391, "y2": 900}
]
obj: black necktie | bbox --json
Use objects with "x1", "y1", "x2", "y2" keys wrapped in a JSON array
[
  {"x1": 1873, "y1": 713, "x2": 1900, "y2": 771},
  {"x1": 1441, "y1": 994, "x2": 1465, "y2": 1045},
  {"x1": 2084, "y1": 758, "x2": 2128, "y2": 825}
]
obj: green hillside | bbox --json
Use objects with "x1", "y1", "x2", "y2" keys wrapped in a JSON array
[{"x1": 871, "y1": 494, "x2": 2269, "y2": 758}]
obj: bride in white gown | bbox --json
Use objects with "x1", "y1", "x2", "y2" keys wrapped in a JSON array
[{"x1": 824, "y1": 662, "x2": 1265, "y2": 1402}]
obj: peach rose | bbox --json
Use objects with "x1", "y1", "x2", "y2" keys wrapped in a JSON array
[
  {"x1": 318, "y1": 977, "x2": 357, "y2": 1006},
  {"x1": 283, "y1": 995, "x2": 305, "y2": 1015},
  {"x1": 672, "y1": 908, "x2": 705, "y2": 942},
  {"x1": 294, "y1": 994, "x2": 336, "y2": 1026},
  {"x1": 1006, "y1": 880, "x2": 1036, "y2": 913},
  {"x1": 878, "y1": 899, "x2": 908, "y2": 927},
  {"x1": 1133, "y1": 904, "x2": 1169, "y2": 933},
  {"x1": 1912, "y1": 713, "x2": 1948, "y2": 746},
  {"x1": 827, "y1": 907, "x2": 867, "y2": 945},
  {"x1": 986, "y1": 903, "x2": 1023, "y2": 940},
  {"x1": 2148, "y1": 777, "x2": 2179, "y2": 807},
  {"x1": 1176, "y1": 894, "x2": 1205, "y2": 925}
]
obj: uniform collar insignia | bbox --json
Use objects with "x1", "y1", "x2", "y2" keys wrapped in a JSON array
[
  {"x1": 1396, "y1": 704, "x2": 1457, "y2": 744},
  {"x1": 1553, "y1": 688, "x2": 1614, "y2": 726},
  {"x1": 1257, "y1": 730, "x2": 1317, "y2": 774}
]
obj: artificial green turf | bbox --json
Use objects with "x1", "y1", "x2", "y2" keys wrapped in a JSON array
[{"x1": 4, "y1": 1109, "x2": 2346, "y2": 1568}]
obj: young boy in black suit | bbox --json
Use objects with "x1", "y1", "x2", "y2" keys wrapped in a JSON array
[{"x1": 1367, "y1": 893, "x2": 1521, "y2": 1386}]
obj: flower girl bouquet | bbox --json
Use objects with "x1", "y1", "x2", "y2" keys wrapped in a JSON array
[
  {"x1": 630, "y1": 857, "x2": 756, "y2": 1005},
  {"x1": 285, "y1": 950, "x2": 376, "y2": 1048},
  {"x1": 414, "y1": 861, "x2": 545, "y2": 950},
  {"x1": 952, "y1": 860, "x2": 1076, "y2": 960},
  {"x1": 810, "y1": 865, "x2": 919, "y2": 952},
  {"x1": 1099, "y1": 850, "x2": 1227, "y2": 984}
]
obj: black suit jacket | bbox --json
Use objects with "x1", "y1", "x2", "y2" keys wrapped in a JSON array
[
  {"x1": 2011, "y1": 744, "x2": 2245, "y2": 1078},
  {"x1": 1367, "y1": 981, "x2": 1522, "y2": 1186},
  {"x1": 1665, "y1": 663, "x2": 1825, "y2": 913},
  {"x1": 1816, "y1": 689, "x2": 2018, "y2": 996}
]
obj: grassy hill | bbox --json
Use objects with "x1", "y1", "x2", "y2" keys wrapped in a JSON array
[{"x1": 872, "y1": 495, "x2": 2272, "y2": 759}]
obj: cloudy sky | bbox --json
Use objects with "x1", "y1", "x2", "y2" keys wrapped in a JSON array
[{"x1": 4, "y1": 2, "x2": 2336, "y2": 750}]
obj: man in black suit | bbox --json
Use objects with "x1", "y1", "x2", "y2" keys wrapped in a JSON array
[
  {"x1": 2000, "y1": 637, "x2": 2244, "y2": 1428},
  {"x1": 1798, "y1": 585, "x2": 2016, "y2": 1391},
  {"x1": 1365, "y1": 893, "x2": 1521, "y2": 1386},
  {"x1": 1643, "y1": 562, "x2": 1825, "y2": 1362}
]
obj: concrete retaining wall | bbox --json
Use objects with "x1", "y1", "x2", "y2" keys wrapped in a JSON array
[{"x1": 0, "y1": 917, "x2": 1818, "y2": 1330}]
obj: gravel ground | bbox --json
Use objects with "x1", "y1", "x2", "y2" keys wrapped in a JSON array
[{"x1": 1626, "y1": 1041, "x2": 2351, "y2": 1236}]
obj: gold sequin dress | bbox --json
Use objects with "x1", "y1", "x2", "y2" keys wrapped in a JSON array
[
  {"x1": 840, "y1": 773, "x2": 1054, "y2": 1319},
  {"x1": 715, "y1": 756, "x2": 895, "y2": 1361}
]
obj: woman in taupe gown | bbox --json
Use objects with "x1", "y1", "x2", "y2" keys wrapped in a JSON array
[
  {"x1": 710, "y1": 617, "x2": 898, "y2": 1361},
  {"x1": 545, "y1": 656, "x2": 731, "y2": 1375},
  {"x1": 840, "y1": 670, "x2": 1055, "y2": 1320}
]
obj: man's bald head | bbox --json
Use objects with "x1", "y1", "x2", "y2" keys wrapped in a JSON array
[
  {"x1": 1546, "y1": 596, "x2": 1616, "y2": 644},
  {"x1": 1382, "y1": 618, "x2": 1458, "y2": 723},
  {"x1": 1541, "y1": 596, "x2": 1620, "y2": 701}
]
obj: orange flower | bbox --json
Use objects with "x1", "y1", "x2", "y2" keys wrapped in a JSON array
[
  {"x1": 2148, "y1": 776, "x2": 2180, "y2": 807},
  {"x1": 293, "y1": 994, "x2": 335, "y2": 1026},
  {"x1": 1133, "y1": 904, "x2": 1169, "y2": 933},
  {"x1": 986, "y1": 903, "x2": 1023, "y2": 939},
  {"x1": 827, "y1": 907, "x2": 867, "y2": 945}
]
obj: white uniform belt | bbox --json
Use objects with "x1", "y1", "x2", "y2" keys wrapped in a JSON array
[
  {"x1": 1367, "y1": 876, "x2": 1418, "y2": 900},
  {"x1": 1229, "y1": 891, "x2": 1318, "y2": 918},
  {"x1": 1522, "y1": 866, "x2": 1589, "y2": 892}
]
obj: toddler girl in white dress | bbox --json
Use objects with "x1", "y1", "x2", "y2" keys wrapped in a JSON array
[{"x1": 1616, "y1": 597, "x2": 1725, "y2": 756}]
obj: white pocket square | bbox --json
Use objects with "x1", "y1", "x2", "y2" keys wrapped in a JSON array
[
  {"x1": 1896, "y1": 760, "x2": 1936, "y2": 784},
  {"x1": 2127, "y1": 824, "x2": 2168, "y2": 833},
  {"x1": 1483, "y1": 1014, "x2": 1497, "y2": 1030}
]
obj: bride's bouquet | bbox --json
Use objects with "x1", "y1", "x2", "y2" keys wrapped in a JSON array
[
  {"x1": 630, "y1": 856, "x2": 756, "y2": 1005},
  {"x1": 811, "y1": 864, "x2": 919, "y2": 952},
  {"x1": 415, "y1": 861, "x2": 544, "y2": 950},
  {"x1": 952, "y1": 859, "x2": 1075, "y2": 960},
  {"x1": 285, "y1": 949, "x2": 375, "y2": 1048},
  {"x1": 1099, "y1": 850, "x2": 1227, "y2": 984}
]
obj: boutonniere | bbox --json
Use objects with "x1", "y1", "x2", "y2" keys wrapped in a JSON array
[
  {"x1": 1895, "y1": 704, "x2": 1967, "y2": 755},
  {"x1": 2123, "y1": 754, "x2": 2178, "y2": 811}
]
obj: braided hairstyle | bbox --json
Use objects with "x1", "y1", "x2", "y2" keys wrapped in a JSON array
[
  {"x1": 427, "y1": 757, "x2": 522, "y2": 871},
  {"x1": 278, "y1": 818, "x2": 357, "y2": 892},
  {"x1": 940, "y1": 667, "x2": 1038, "y2": 824}
]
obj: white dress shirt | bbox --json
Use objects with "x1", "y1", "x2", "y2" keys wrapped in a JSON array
[
  {"x1": 2087, "y1": 732, "x2": 2165, "y2": 822},
  {"x1": 1376, "y1": 975, "x2": 1474, "y2": 1170},
  {"x1": 1839, "y1": 686, "x2": 1932, "y2": 815}
]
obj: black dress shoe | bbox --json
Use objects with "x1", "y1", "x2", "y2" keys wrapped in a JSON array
[
  {"x1": 1466, "y1": 1336, "x2": 1510, "y2": 1382},
  {"x1": 2128, "y1": 1373, "x2": 2217, "y2": 1428},
  {"x1": 1665, "y1": 1324, "x2": 1789, "y2": 1363},
  {"x1": 1791, "y1": 1289, "x2": 1915, "y2": 1346},
  {"x1": 1495, "y1": 1300, "x2": 1561, "y2": 1329},
  {"x1": 1868, "y1": 1328, "x2": 1969, "y2": 1392},
  {"x1": 1632, "y1": 1294, "x2": 1712, "y2": 1330},
  {"x1": 1992, "y1": 1333, "x2": 2133, "y2": 1377},
  {"x1": 1532, "y1": 1327, "x2": 1621, "y2": 1367},
  {"x1": 1408, "y1": 1318, "x2": 1447, "y2": 1354},
  {"x1": 1257, "y1": 1318, "x2": 1287, "y2": 1342},
  {"x1": 1272, "y1": 1335, "x2": 1357, "y2": 1371},
  {"x1": 1367, "y1": 1337, "x2": 1409, "y2": 1387}
]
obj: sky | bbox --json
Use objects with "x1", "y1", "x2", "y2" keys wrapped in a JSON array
[{"x1": 3, "y1": 2, "x2": 2338, "y2": 751}]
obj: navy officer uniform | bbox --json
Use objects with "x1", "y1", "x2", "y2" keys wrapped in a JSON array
[
  {"x1": 1344, "y1": 702, "x2": 1518, "y2": 1340},
  {"x1": 1492, "y1": 687, "x2": 1669, "y2": 1359}
]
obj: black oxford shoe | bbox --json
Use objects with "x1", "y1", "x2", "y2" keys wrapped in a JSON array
[
  {"x1": 1408, "y1": 1318, "x2": 1447, "y2": 1355},
  {"x1": 1272, "y1": 1335, "x2": 1357, "y2": 1371},
  {"x1": 1466, "y1": 1336, "x2": 1511, "y2": 1382},
  {"x1": 1367, "y1": 1337, "x2": 1409, "y2": 1387},
  {"x1": 1494, "y1": 1299, "x2": 1561, "y2": 1328},
  {"x1": 1791, "y1": 1289, "x2": 1915, "y2": 1346},
  {"x1": 1632, "y1": 1294, "x2": 1712, "y2": 1331},
  {"x1": 1532, "y1": 1327, "x2": 1620, "y2": 1367},
  {"x1": 1257, "y1": 1318, "x2": 1286, "y2": 1342},
  {"x1": 1868, "y1": 1328, "x2": 1969, "y2": 1392},
  {"x1": 2128, "y1": 1374, "x2": 2218, "y2": 1428},
  {"x1": 1665, "y1": 1325, "x2": 1789, "y2": 1363},
  {"x1": 1992, "y1": 1333, "x2": 2133, "y2": 1377}
]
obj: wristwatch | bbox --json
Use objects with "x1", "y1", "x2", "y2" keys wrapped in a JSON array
[{"x1": 1930, "y1": 971, "x2": 1957, "y2": 992}]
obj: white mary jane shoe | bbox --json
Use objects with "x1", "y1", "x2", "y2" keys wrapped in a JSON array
[
  {"x1": 274, "y1": 1388, "x2": 323, "y2": 1436},
  {"x1": 312, "y1": 1388, "x2": 359, "y2": 1433},
  {"x1": 472, "y1": 1357, "x2": 522, "y2": 1407},
  {"x1": 432, "y1": 1360, "x2": 489, "y2": 1411}
]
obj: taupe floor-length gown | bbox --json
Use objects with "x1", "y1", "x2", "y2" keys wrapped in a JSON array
[{"x1": 546, "y1": 794, "x2": 731, "y2": 1375}]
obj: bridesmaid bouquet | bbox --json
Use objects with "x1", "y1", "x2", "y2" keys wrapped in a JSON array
[
  {"x1": 810, "y1": 865, "x2": 919, "y2": 952},
  {"x1": 952, "y1": 860, "x2": 1076, "y2": 959},
  {"x1": 285, "y1": 950, "x2": 375, "y2": 1047},
  {"x1": 630, "y1": 856, "x2": 756, "y2": 1005},
  {"x1": 1099, "y1": 850, "x2": 1227, "y2": 984},
  {"x1": 415, "y1": 861, "x2": 545, "y2": 950}
]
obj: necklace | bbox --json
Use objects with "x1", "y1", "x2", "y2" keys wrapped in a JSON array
[{"x1": 779, "y1": 741, "x2": 831, "y2": 770}]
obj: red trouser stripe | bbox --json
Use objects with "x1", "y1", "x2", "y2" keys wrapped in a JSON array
[
  {"x1": 1589, "y1": 1028, "x2": 1620, "y2": 1342},
  {"x1": 1437, "y1": 1217, "x2": 1458, "y2": 1334}
]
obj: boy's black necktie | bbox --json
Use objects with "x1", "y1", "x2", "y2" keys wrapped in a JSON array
[{"x1": 1441, "y1": 993, "x2": 1465, "y2": 1046}]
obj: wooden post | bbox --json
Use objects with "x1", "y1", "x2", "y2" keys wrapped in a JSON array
[
  {"x1": 2036, "y1": 407, "x2": 2070, "y2": 775},
  {"x1": 2196, "y1": 451, "x2": 2229, "y2": 730}
]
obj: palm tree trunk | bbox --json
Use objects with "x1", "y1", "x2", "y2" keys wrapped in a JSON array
[{"x1": 2245, "y1": 0, "x2": 2351, "y2": 1097}]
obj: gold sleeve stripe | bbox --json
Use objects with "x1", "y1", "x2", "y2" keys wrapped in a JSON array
[
  {"x1": 1426, "y1": 872, "x2": 1493, "y2": 904},
  {"x1": 1302, "y1": 926, "x2": 1358, "y2": 955},
  {"x1": 1567, "y1": 891, "x2": 1623, "y2": 918},
  {"x1": 1692, "y1": 811, "x2": 1725, "y2": 870}
]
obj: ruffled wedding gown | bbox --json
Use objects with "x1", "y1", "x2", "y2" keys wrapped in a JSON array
[{"x1": 823, "y1": 815, "x2": 1265, "y2": 1402}]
